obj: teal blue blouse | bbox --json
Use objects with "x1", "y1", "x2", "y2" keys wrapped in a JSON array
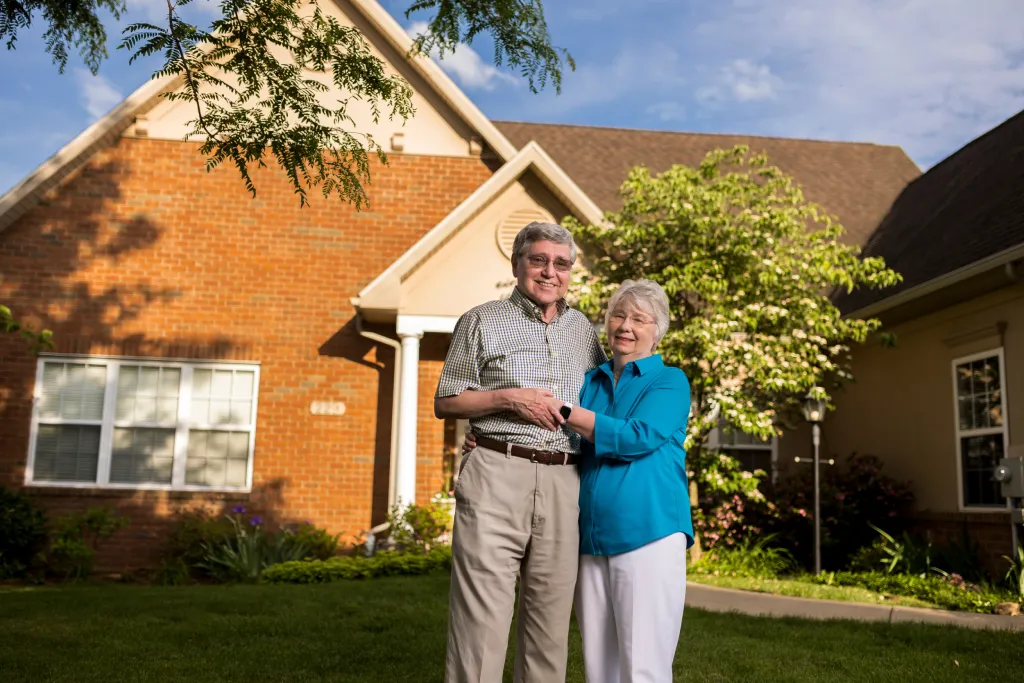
[{"x1": 578, "y1": 354, "x2": 694, "y2": 555}]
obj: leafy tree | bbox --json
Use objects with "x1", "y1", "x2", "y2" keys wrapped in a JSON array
[
  {"x1": 2, "y1": 0, "x2": 569, "y2": 207},
  {"x1": 567, "y1": 146, "x2": 901, "y2": 553},
  {"x1": 1, "y1": 305, "x2": 52, "y2": 352}
]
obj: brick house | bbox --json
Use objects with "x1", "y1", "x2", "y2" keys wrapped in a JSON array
[{"x1": 1, "y1": 0, "x2": 929, "y2": 570}]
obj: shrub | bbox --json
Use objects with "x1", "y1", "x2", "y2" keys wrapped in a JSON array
[
  {"x1": 285, "y1": 521, "x2": 341, "y2": 561},
  {"x1": 197, "y1": 506, "x2": 312, "y2": 582},
  {"x1": 693, "y1": 452, "x2": 773, "y2": 550},
  {"x1": 691, "y1": 535, "x2": 794, "y2": 579},
  {"x1": 750, "y1": 453, "x2": 914, "y2": 570},
  {"x1": 0, "y1": 486, "x2": 48, "y2": 579},
  {"x1": 849, "y1": 525, "x2": 991, "y2": 583},
  {"x1": 1004, "y1": 545, "x2": 1024, "y2": 600},
  {"x1": 805, "y1": 571, "x2": 1012, "y2": 614},
  {"x1": 384, "y1": 501, "x2": 452, "y2": 553},
  {"x1": 158, "y1": 508, "x2": 235, "y2": 581},
  {"x1": 262, "y1": 546, "x2": 453, "y2": 584},
  {"x1": 42, "y1": 507, "x2": 130, "y2": 580}
]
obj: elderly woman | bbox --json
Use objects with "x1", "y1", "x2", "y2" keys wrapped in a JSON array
[{"x1": 465, "y1": 278, "x2": 692, "y2": 682}]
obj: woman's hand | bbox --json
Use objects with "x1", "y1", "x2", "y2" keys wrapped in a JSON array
[{"x1": 462, "y1": 428, "x2": 478, "y2": 454}]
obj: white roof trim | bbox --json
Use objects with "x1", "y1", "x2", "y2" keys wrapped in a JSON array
[
  {"x1": 846, "y1": 242, "x2": 1024, "y2": 319},
  {"x1": 348, "y1": 0, "x2": 516, "y2": 161},
  {"x1": 353, "y1": 140, "x2": 604, "y2": 311},
  {"x1": 0, "y1": 0, "x2": 518, "y2": 232}
]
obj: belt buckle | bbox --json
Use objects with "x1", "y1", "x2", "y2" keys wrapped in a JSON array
[{"x1": 530, "y1": 451, "x2": 540, "y2": 464}]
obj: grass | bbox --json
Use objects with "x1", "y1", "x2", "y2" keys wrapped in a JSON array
[
  {"x1": 1, "y1": 575, "x2": 1022, "y2": 682},
  {"x1": 689, "y1": 573, "x2": 938, "y2": 609}
]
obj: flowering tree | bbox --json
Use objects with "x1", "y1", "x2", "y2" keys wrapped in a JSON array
[{"x1": 566, "y1": 146, "x2": 901, "y2": 554}]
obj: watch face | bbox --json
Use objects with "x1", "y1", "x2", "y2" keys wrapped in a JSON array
[{"x1": 559, "y1": 405, "x2": 572, "y2": 420}]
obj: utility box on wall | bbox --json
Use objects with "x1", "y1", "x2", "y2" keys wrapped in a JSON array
[{"x1": 995, "y1": 445, "x2": 1024, "y2": 499}]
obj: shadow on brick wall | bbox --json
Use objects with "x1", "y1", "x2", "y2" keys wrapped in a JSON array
[
  {"x1": 0, "y1": 155, "x2": 249, "y2": 572},
  {"x1": 318, "y1": 317, "x2": 396, "y2": 527}
]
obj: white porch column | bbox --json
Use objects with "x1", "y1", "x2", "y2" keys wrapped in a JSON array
[{"x1": 395, "y1": 331, "x2": 422, "y2": 505}]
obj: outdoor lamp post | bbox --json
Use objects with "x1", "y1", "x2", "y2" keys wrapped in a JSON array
[{"x1": 801, "y1": 390, "x2": 828, "y2": 575}]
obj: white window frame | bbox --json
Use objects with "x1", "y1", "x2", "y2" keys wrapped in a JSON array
[
  {"x1": 951, "y1": 347, "x2": 1010, "y2": 512},
  {"x1": 26, "y1": 354, "x2": 261, "y2": 492},
  {"x1": 707, "y1": 424, "x2": 779, "y2": 485}
]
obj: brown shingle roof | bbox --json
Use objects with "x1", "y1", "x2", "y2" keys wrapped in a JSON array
[
  {"x1": 838, "y1": 109, "x2": 1024, "y2": 313},
  {"x1": 494, "y1": 121, "x2": 921, "y2": 246}
]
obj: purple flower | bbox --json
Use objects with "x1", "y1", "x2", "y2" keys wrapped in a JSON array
[
  {"x1": 232, "y1": 504, "x2": 247, "y2": 515},
  {"x1": 250, "y1": 516, "x2": 263, "y2": 526}
]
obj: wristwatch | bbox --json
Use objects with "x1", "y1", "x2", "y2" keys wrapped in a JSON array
[{"x1": 559, "y1": 402, "x2": 573, "y2": 421}]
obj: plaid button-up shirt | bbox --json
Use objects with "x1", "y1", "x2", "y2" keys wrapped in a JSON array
[{"x1": 436, "y1": 286, "x2": 607, "y2": 453}]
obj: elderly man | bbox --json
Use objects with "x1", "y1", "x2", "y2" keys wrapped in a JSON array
[{"x1": 435, "y1": 222, "x2": 606, "y2": 683}]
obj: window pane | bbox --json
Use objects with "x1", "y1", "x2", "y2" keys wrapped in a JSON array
[
  {"x1": 186, "y1": 430, "x2": 249, "y2": 487},
  {"x1": 40, "y1": 362, "x2": 106, "y2": 421},
  {"x1": 189, "y1": 369, "x2": 254, "y2": 425},
  {"x1": 33, "y1": 424, "x2": 100, "y2": 482},
  {"x1": 961, "y1": 434, "x2": 1003, "y2": 507},
  {"x1": 722, "y1": 447, "x2": 772, "y2": 476},
  {"x1": 110, "y1": 427, "x2": 175, "y2": 484},
  {"x1": 979, "y1": 358, "x2": 1000, "y2": 392},
  {"x1": 956, "y1": 364, "x2": 972, "y2": 398},
  {"x1": 193, "y1": 369, "x2": 212, "y2": 396},
  {"x1": 990, "y1": 389, "x2": 1004, "y2": 426},
  {"x1": 116, "y1": 366, "x2": 180, "y2": 423},
  {"x1": 973, "y1": 394, "x2": 990, "y2": 429}
]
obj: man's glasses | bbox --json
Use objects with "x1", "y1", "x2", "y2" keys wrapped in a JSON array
[{"x1": 525, "y1": 254, "x2": 574, "y2": 272}]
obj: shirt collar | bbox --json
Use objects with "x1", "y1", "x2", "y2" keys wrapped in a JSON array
[
  {"x1": 599, "y1": 353, "x2": 664, "y2": 381},
  {"x1": 509, "y1": 285, "x2": 568, "y2": 322}
]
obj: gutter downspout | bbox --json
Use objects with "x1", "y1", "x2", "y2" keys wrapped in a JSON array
[{"x1": 355, "y1": 311, "x2": 401, "y2": 549}]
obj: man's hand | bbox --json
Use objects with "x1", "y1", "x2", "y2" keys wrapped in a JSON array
[{"x1": 506, "y1": 388, "x2": 564, "y2": 431}]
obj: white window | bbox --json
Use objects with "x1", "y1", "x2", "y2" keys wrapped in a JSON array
[
  {"x1": 708, "y1": 422, "x2": 778, "y2": 484},
  {"x1": 952, "y1": 349, "x2": 1009, "y2": 509},
  {"x1": 27, "y1": 355, "x2": 260, "y2": 491}
]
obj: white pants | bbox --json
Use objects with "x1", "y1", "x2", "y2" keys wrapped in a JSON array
[{"x1": 575, "y1": 533, "x2": 688, "y2": 683}]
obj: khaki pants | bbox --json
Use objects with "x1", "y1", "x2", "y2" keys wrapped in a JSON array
[{"x1": 445, "y1": 445, "x2": 581, "y2": 683}]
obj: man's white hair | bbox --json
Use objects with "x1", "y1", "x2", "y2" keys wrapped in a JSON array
[{"x1": 511, "y1": 221, "x2": 578, "y2": 263}]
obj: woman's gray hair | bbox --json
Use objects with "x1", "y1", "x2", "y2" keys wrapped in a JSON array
[
  {"x1": 605, "y1": 279, "x2": 671, "y2": 349},
  {"x1": 512, "y1": 221, "x2": 578, "y2": 264}
]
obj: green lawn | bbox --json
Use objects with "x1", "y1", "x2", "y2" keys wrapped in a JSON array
[
  {"x1": 689, "y1": 574, "x2": 938, "y2": 609},
  {"x1": 1, "y1": 574, "x2": 1021, "y2": 683}
]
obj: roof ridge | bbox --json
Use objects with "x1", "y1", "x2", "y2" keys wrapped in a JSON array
[{"x1": 492, "y1": 119, "x2": 906, "y2": 151}]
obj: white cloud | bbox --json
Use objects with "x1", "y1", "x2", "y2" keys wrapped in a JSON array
[
  {"x1": 74, "y1": 69, "x2": 123, "y2": 120},
  {"x1": 501, "y1": 42, "x2": 687, "y2": 119},
  {"x1": 646, "y1": 101, "x2": 687, "y2": 121},
  {"x1": 688, "y1": 0, "x2": 1024, "y2": 166},
  {"x1": 406, "y1": 21, "x2": 517, "y2": 91}
]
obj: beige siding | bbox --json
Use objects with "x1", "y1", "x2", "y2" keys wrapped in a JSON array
[{"x1": 816, "y1": 282, "x2": 1024, "y2": 513}]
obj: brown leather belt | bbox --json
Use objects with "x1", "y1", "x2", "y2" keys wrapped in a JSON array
[{"x1": 475, "y1": 435, "x2": 578, "y2": 466}]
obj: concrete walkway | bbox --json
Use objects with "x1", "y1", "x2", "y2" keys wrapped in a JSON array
[{"x1": 686, "y1": 582, "x2": 1024, "y2": 632}]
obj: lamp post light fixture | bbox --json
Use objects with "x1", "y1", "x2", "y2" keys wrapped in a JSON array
[{"x1": 797, "y1": 389, "x2": 830, "y2": 574}]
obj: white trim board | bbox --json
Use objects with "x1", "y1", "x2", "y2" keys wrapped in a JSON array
[{"x1": 353, "y1": 140, "x2": 605, "y2": 312}]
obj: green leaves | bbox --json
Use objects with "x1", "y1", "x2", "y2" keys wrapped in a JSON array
[
  {"x1": 406, "y1": 0, "x2": 572, "y2": 94},
  {"x1": 0, "y1": 304, "x2": 53, "y2": 353},
  {"x1": 121, "y1": 0, "x2": 415, "y2": 208},
  {"x1": 1, "y1": 0, "x2": 125, "y2": 73},
  {"x1": 567, "y1": 145, "x2": 902, "y2": 462}
]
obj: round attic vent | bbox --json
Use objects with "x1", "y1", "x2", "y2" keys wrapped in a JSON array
[{"x1": 496, "y1": 209, "x2": 554, "y2": 259}]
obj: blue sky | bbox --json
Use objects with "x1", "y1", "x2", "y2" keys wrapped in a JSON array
[{"x1": 2, "y1": 0, "x2": 1023, "y2": 195}]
